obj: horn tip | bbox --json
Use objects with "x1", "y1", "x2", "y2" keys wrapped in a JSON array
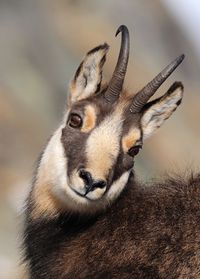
[
  {"x1": 115, "y1": 25, "x2": 128, "y2": 37},
  {"x1": 178, "y1": 53, "x2": 185, "y2": 63}
]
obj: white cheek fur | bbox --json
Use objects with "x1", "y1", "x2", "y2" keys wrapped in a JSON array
[{"x1": 106, "y1": 171, "x2": 131, "y2": 202}]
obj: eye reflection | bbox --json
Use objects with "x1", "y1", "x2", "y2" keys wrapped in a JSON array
[
  {"x1": 128, "y1": 145, "x2": 142, "y2": 157},
  {"x1": 68, "y1": 113, "x2": 83, "y2": 128}
]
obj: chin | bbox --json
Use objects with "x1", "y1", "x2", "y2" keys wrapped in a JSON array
[{"x1": 58, "y1": 183, "x2": 106, "y2": 214}]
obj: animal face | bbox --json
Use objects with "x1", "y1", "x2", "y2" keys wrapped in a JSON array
[
  {"x1": 61, "y1": 89, "x2": 141, "y2": 203},
  {"x1": 58, "y1": 26, "x2": 184, "y2": 209}
]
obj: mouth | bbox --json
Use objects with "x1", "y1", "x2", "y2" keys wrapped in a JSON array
[{"x1": 70, "y1": 187, "x2": 93, "y2": 201}]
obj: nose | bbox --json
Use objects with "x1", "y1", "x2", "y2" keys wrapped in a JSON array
[{"x1": 79, "y1": 169, "x2": 106, "y2": 195}]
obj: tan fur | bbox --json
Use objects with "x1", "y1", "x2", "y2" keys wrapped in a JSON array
[
  {"x1": 122, "y1": 128, "x2": 141, "y2": 152},
  {"x1": 81, "y1": 105, "x2": 97, "y2": 133},
  {"x1": 31, "y1": 182, "x2": 62, "y2": 219},
  {"x1": 85, "y1": 111, "x2": 123, "y2": 180}
]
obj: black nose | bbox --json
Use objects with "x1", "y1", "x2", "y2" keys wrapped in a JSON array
[{"x1": 79, "y1": 169, "x2": 106, "y2": 195}]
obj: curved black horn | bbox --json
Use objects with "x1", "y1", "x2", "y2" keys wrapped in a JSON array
[
  {"x1": 105, "y1": 25, "x2": 130, "y2": 103},
  {"x1": 130, "y1": 54, "x2": 185, "y2": 113}
]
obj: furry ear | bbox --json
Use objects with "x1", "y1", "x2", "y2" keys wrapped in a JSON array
[
  {"x1": 141, "y1": 82, "x2": 184, "y2": 139},
  {"x1": 68, "y1": 43, "x2": 109, "y2": 105}
]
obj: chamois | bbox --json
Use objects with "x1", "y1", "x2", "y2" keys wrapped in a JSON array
[{"x1": 23, "y1": 25, "x2": 200, "y2": 279}]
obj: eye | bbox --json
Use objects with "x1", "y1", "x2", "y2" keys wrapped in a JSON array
[
  {"x1": 68, "y1": 113, "x2": 83, "y2": 128},
  {"x1": 128, "y1": 145, "x2": 142, "y2": 157}
]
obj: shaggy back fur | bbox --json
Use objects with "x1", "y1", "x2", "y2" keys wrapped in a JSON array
[{"x1": 24, "y1": 173, "x2": 200, "y2": 278}]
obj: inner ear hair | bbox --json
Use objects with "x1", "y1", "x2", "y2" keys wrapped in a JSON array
[
  {"x1": 69, "y1": 43, "x2": 109, "y2": 104},
  {"x1": 141, "y1": 81, "x2": 184, "y2": 140},
  {"x1": 142, "y1": 82, "x2": 184, "y2": 112}
]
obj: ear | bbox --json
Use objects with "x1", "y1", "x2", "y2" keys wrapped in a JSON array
[
  {"x1": 68, "y1": 43, "x2": 109, "y2": 105},
  {"x1": 141, "y1": 82, "x2": 184, "y2": 139}
]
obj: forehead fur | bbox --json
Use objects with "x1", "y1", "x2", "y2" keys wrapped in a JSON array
[{"x1": 85, "y1": 110, "x2": 123, "y2": 179}]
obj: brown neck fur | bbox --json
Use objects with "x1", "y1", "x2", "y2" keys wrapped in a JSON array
[{"x1": 24, "y1": 173, "x2": 200, "y2": 279}]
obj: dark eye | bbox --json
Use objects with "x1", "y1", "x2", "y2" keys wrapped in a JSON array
[
  {"x1": 128, "y1": 145, "x2": 142, "y2": 157},
  {"x1": 68, "y1": 113, "x2": 82, "y2": 128}
]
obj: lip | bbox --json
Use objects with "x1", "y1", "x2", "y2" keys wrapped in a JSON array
[
  {"x1": 70, "y1": 186, "x2": 92, "y2": 201},
  {"x1": 70, "y1": 185, "x2": 104, "y2": 202}
]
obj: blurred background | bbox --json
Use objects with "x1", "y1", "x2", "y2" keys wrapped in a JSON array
[{"x1": 0, "y1": 0, "x2": 200, "y2": 278}]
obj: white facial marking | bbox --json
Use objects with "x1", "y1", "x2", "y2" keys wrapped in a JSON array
[
  {"x1": 37, "y1": 126, "x2": 67, "y2": 194},
  {"x1": 106, "y1": 171, "x2": 131, "y2": 202},
  {"x1": 85, "y1": 112, "x2": 123, "y2": 180}
]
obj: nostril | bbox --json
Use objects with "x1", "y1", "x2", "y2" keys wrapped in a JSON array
[
  {"x1": 93, "y1": 180, "x2": 107, "y2": 189},
  {"x1": 79, "y1": 169, "x2": 92, "y2": 185},
  {"x1": 84, "y1": 180, "x2": 106, "y2": 196},
  {"x1": 79, "y1": 169, "x2": 106, "y2": 194}
]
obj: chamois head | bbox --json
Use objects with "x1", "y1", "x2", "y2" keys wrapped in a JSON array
[{"x1": 41, "y1": 25, "x2": 184, "y2": 214}]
